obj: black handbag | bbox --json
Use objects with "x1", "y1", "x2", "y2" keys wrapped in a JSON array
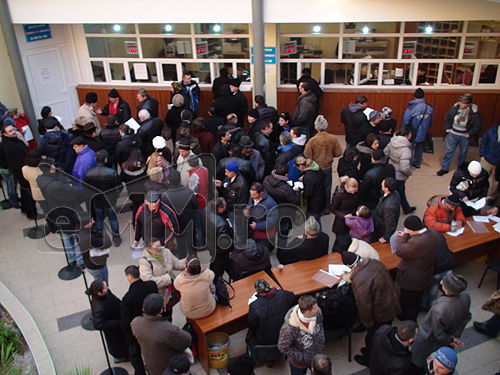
[{"x1": 423, "y1": 132, "x2": 434, "y2": 154}]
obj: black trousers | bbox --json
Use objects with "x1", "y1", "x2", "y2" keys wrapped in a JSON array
[
  {"x1": 364, "y1": 319, "x2": 393, "y2": 359},
  {"x1": 398, "y1": 288, "x2": 424, "y2": 322}
]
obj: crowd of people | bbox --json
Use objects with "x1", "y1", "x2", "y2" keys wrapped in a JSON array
[{"x1": 1, "y1": 68, "x2": 499, "y2": 375}]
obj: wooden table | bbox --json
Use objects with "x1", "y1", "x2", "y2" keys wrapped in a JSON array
[
  {"x1": 271, "y1": 253, "x2": 343, "y2": 296},
  {"x1": 371, "y1": 242, "x2": 401, "y2": 271},
  {"x1": 190, "y1": 271, "x2": 279, "y2": 375}
]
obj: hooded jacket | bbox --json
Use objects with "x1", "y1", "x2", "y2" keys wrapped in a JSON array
[
  {"x1": 263, "y1": 171, "x2": 299, "y2": 206},
  {"x1": 449, "y1": 164, "x2": 489, "y2": 201},
  {"x1": 304, "y1": 131, "x2": 343, "y2": 170},
  {"x1": 402, "y1": 98, "x2": 434, "y2": 143},
  {"x1": 385, "y1": 135, "x2": 413, "y2": 181},
  {"x1": 292, "y1": 91, "x2": 317, "y2": 130},
  {"x1": 302, "y1": 161, "x2": 326, "y2": 214},
  {"x1": 229, "y1": 241, "x2": 271, "y2": 280},
  {"x1": 424, "y1": 195, "x2": 466, "y2": 233},
  {"x1": 444, "y1": 102, "x2": 482, "y2": 147},
  {"x1": 115, "y1": 134, "x2": 143, "y2": 165},
  {"x1": 345, "y1": 216, "x2": 375, "y2": 246},
  {"x1": 37, "y1": 129, "x2": 75, "y2": 173},
  {"x1": 275, "y1": 143, "x2": 302, "y2": 168},
  {"x1": 341, "y1": 103, "x2": 371, "y2": 147}
]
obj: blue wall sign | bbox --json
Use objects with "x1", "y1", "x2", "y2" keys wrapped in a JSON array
[{"x1": 24, "y1": 24, "x2": 52, "y2": 43}]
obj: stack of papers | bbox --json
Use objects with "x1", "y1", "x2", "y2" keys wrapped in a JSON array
[
  {"x1": 488, "y1": 215, "x2": 500, "y2": 223},
  {"x1": 467, "y1": 221, "x2": 489, "y2": 234},
  {"x1": 328, "y1": 264, "x2": 351, "y2": 276},
  {"x1": 465, "y1": 197, "x2": 486, "y2": 210},
  {"x1": 473, "y1": 216, "x2": 489, "y2": 223},
  {"x1": 493, "y1": 222, "x2": 500, "y2": 234}
]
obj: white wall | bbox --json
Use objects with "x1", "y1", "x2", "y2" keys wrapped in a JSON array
[
  {"x1": 0, "y1": 24, "x2": 22, "y2": 110},
  {"x1": 6, "y1": 0, "x2": 500, "y2": 24}
]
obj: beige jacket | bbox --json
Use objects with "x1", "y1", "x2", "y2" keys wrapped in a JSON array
[
  {"x1": 348, "y1": 238, "x2": 380, "y2": 261},
  {"x1": 139, "y1": 248, "x2": 185, "y2": 297},
  {"x1": 304, "y1": 131, "x2": 343, "y2": 170},
  {"x1": 22, "y1": 166, "x2": 44, "y2": 201},
  {"x1": 77, "y1": 103, "x2": 101, "y2": 131},
  {"x1": 174, "y1": 268, "x2": 216, "y2": 319}
]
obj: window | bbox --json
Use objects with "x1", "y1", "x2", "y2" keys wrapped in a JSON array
[
  {"x1": 138, "y1": 23, "x2": 191, "y2": 34},
  {"x1": 128, "y1": 62, "x2": 158, "y2": 83},
  {"x1": 84, "y1": 24, "x2": 135, "y2": 34},
  {"x1": 280, "y1": 62, "x2": 298, "y2": 84},
  {"x1": 344, "y1": 22, "x2": 400, "y2": 34},
  {"x1": 280, "y1": 37, "x2": 339, "y2": 59},
  {"x1": 382, "y1": 63, "x2": 415, "y2": 85},
  {"x1": 194, "y1": 23, "x2": 249, "y2": 34},
  {"x1": 87, "y1": 37, "x2": 133, "y2": 58},
  {"x1": 405, "y1": 21, "x2": 462, "y2": 34},
  {"x1": 161, "y1": 63, "x2": 178, "y2": 82},
  {"x1": 91, "y1": 61, "x2": 106, "y2": 82},
  {"x1": 182, "y1": 63, "x2": 211, "y2": 84},
  {"x1": 109, "y1": 63, "x2": 126, "y2": 81},
  {"x1": 324, "y1": 63, "x2": 354, "y2": 85},
  {"x1": 479, "y1": 63, "x2": 499, "y2": 84},
  {"x1": 141, "y1": 38, "x2": 193, "y2": 58},
  {"x1": 280, "y1": 23, "x2": 340, "y2": 34}
]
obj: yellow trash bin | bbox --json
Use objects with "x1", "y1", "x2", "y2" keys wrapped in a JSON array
[{"x1": 206, "y1": 332, "x2": 230, "y2": 369}]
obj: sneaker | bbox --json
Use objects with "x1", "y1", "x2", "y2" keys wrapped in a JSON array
[
  {"x1": 436, "y1": 169, "x2": 449, "y2": 176},
  {"x1": 354, "y1": 355, "x2": 369, "y2": 367},
  {"x1": 473, "y1": 321, "x2": 497, "y2": 337},
  {"x1": 113, "y1": 236, "x2": 122, "y2": 247},
  {"x1": 412, "y1": 164, "x2": 421, "y2": 169},
  {"x1": 404, "y1": 207, "x2": 417, "y2": 215}
]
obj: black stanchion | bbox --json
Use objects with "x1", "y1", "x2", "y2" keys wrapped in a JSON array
[
  {"x1": 80, "y1": 270, "x2": 128, "y2": 375},
  {"x1": 0, "y1": 179, "x2": 12, "y2": 210},
  {"x1": 57, "y1": 229, "x2": 82, "y2": 280},
  {"x1": 27, "y1": 213, "x2": 49, "y2": 239},
  {"x1": 80, "y1": 270, "x2": 95, "y2": 331}
]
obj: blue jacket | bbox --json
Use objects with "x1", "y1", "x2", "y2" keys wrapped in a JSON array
[
  {"x1": 402, "y1": 98, "x2": 434, "y2": 143},
  {"x1": 480, "y1": 125, "x2": 500, "y2": 165},
  {"x1": 246, "y1": 191, "x2": 279, "y2": 235},
  {"x1": 72, "y1": 146, "x2": 96, "y2": 188},
  {"x1": 37, "y1": 130, "x2": 75, "y2": 173}
]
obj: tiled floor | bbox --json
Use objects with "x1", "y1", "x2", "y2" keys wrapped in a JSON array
[{"x1": 0, "y1": 136, "x2": 499, "y2": 375}]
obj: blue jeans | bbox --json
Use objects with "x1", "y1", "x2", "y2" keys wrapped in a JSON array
[
  {"x1": 87, "y1": 266, "x2": 109, "y2": 285},
  {"x1": 94, "y1": 206, "x2": 120, "y2": 238},
  {"x1": 194, "y1": 209, "x2": 205, "y2": 248},
  {"x1": 413, "y1": 142, "x2": 424, "y2": 168},
  {"x1": 60, "y1": 232, "x2": 84, "y2": 266},
  {"x1": 441, "y1": 132, "x2": 469, "y2": 171},
  {"x1": 0, "y1": 169, "x2": 19, "y2": 203}
]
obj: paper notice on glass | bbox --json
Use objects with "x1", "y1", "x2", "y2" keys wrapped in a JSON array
[
  {"x1": 312, "y1": 269, "x2": 340, "y2": 288},
  {"x1": 467, "y1": 221, "x2": 489, "y2": 234},
  {"x1": 446, "y1": 227, "x2": 465, "y2": 237},
  {"x1": 294, "y1": 181, "x2": 304, "y2": 190},
  {"x1": 328, "y1": 264, "x2": 351, "y2": 276},
  {"x1": 125, "y1": 118, "x2": 141, "y2": 133},
  {"x1": 133, "y1": 63, "x2": 148, "y2": 80},
  {"x1": 488, "y1": 214, "x2": 500, "y2": 223},
  {"x1": 473, "y1": 215, "x2": 489, "y2": 223},
  {"x1": 465, "y1": 197, "x2": 486, "y2": 210},
  {"x1": 22, "y1": 125, "x2": 33, "y2": 142}
]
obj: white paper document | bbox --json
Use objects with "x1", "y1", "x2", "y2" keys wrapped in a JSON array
[
  {"x1": 473, "y1": 215, "x2": 489, "y2": 223},
  {"x1": 22, "y1": 125, "x2": 33, "y2": 142},
  {"x1": 488, "y1": 214, "x2": 500, "y2": 223},
  {"x1": 248, "y1": 292, "x2": 258, "y2": 305},
  {"x1": 465, "y1": 197, "x2": 486, "y2": 210},
  {"x1": 446, "y1": 227, "x2": 465, "y2": 237},
  {"x1": 494, "y1": 222, "x2": 500, "y2": 233},
  {"x1": 125, "y1": 118, "x2": 141, "y2": 133},
  {"x1": 328, "y1": 264, "x2": 351, "y2": 276},
  {"x1": 89, "y1": 248, "x2": 110, "y2": 257},
  {"x1": 312, "y1": 269, "x2": 340, "y2": 288},
  {"x1": 293, "y1": 181, "x2": 304, "y2": 190}
]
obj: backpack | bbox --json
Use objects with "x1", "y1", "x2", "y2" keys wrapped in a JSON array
[{"x1": 214, "y1": 276, "x2": 235, "y2": 308}]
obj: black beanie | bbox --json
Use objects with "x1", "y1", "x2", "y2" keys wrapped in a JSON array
[
  {"x1": 414, "y1": 88, "x2": 424, "y2": 99},
  {"x1": 404, "y1": 215, "x2": 425, "y2": 231}
]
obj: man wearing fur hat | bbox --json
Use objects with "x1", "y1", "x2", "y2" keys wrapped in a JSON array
[
  {"x1": 424, "y1": 193, "x2": 466, "y2": 233},
  {"x1": 437, "y1": 93, "x2": 482, "y2": 176},
  {"x1": 278, "y1": 295, "x2": 325, "y2": 375},
  {"x1": 411, "y1": 274, "x2": 471, "y2": 368},
  {"x1": 395, "y1": 215, "x2": 439, "y2": 322},
  {"x1": 304, "y1": 115, "x2": 343, "y2": 208}
]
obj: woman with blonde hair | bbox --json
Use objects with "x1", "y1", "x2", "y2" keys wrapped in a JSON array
[
  {"x1": 294, "y1": 156, "x2": 326, "y2": 226},
  {"x1": 146, "y1": 136, "x2": 172, "y2": 181},
  {"x1": 330, "y1": 176, "x2": 360, "y2": 252}
]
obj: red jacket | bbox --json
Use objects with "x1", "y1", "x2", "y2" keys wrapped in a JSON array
[
  {"x1": 424, "y1": 195, "x2": 466, "y2": 233},
  {"x1": 14, "y1": 114, "x2": 37, "y2": 150},
  {"x1": 192, "y1": 128, "x2": 216, "y2": 154},
  {"x1": 187, "y1": 165, "x2": 209, "y2": 210}
]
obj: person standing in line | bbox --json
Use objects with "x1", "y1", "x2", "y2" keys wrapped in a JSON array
[
  {"x1": 100, "y1": 88, "x2": 132, "y2": 124},
  {"x1": 292, "y1": 82, "x2": 317, "y2": 139},
  {"x1": 340, "y1": 95, "x2": 370, "y2": 148},
  {"x1": 136, "y1": 88, "x2": 159, "y2": 121},
  {"x1": 78, "y1": 92, "x2": 101, "y2": 130}
]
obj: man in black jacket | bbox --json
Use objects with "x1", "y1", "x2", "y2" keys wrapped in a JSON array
[
  {"x1": 84, "y1": 150, "x2": 123, "y2": 246},
  {"x1": 292, "y1": 82, "x2": 317, "y2": 139},
  {"x1": 211, "y1": 127, "x2": 231, "y2": 165},
  {"x1": 296, "y1": 68, "x2": 323, "y2": 119},
  {"x1": 252, "y1": 120, "x2": 276, "y2": 177},
  {"x1": 212, "y1": 68, "x2": 232, "y2": 99},
  {"x1": 247, "y1": 279, "x2": 295, "y2": 359},
  {"x1": 121, "y1": 265, "x2": 158, "y2": 375},
  {"x1": 255, "y1": 95, "x2": 279, "y2": 125},
  {"x1": 373, "y1": 177, "x2": 401, "y2": 244},
  {"x1": 100, "y1": 88, "x2": 131, "y2": 124},
  {"x1": 136, "y1": 88, "x2": 159, "y2": 121},
  {"x1": 137, "y1": 110, "x2": 163, "y2": 157},
  {"x1": 99, "y1": 115, "x2": 121, "y2": 169},
  {"x1": 115, "y1": 124, "x2": 143, "y2": 165},
  {"x1": 229, "y1": 79, "x2": 248, "y2": 127},
  {"x1": 205, "y1": 197, "x2": 233, "y2": 278},
  {"x1": 359, "y1": 149, "x2": 396, "y2": 210},
  {"x1": 369, "y1": 321, "x2": 419, "y2": 375},
  {"x1": 340, "y1": 95, "x2": 370, "y2": 148},
  {"x1": 218, "y1": 144, "x2": 256, "y2": 185},
  {"x1": 82, "y1": 122, "x2": 105, "y2": 152},
  {"x1": 215, "y1": 161, "x2": 249, "y2": 214}
]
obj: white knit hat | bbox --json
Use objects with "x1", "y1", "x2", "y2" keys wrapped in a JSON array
[
  {"x1": 152, "y1": 136, "x2": 167, "y2": 150},
  {"x1": 468, "y1": 160, "x2": 482, "y2": 176}
]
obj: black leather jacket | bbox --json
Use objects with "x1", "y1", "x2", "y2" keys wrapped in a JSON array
[
  {"x1": 115, "y1": 134, "x2": 143, "y2": 165},
  {"x1": 137, "y1": 96, "x2": 159, "y2": 120},
  {"x1": 220, "y1": 174, "x2": 249, "y2": 212},
  {"x1": 83, "y1": 162, "x2": 123, "y2": 208},
  {"x1": 252, "y1": 131, "x2": 276, "y2": 176},
  {"x1": 138, "y1": 118, "x2": 163, "y2": 157},
  {"x1": 101, "y1": 98, "x2": 132, "y2": 124},
  {"x1": 99, "y1": 124, "x2": 121, "y2": 155}
]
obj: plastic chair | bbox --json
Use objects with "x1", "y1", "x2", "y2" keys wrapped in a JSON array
[
  {"x1": 477, "y1": 259, "x2": 500, "y2": 290},
  {"x1": 324, "y1": 326, "x2": 352, "y2": 362}
]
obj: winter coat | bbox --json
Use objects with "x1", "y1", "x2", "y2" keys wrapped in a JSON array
[
  {"x1": 302, "y1": 161, "x2": 326, "y2": 214},
  {"x1": 83, "y1": 162, "x2": 123, "y2": 208},
  {"x1": 1, "y1": 136, "x2": 30, "y2": 186},
  {"x1": 359, "y1": 162, "x2": 396, "y2": 207},
  {"x1": 204, "y1": 114, "x2": 225, "y2": 139},
  {"x1": 72, "y1": 146, "x2": 96, "y2": 187},
  {"x1": 211, "y1": 141, "x2": 230, "y2": 166},
  {"x1": 91, "y1": 291, "x2": 128, "y2": 360},
  {"x1": 218, "y1": 156, "x2": 256, "y2": 185},
  {"x1": 444, "y1": 102, "x2": 482, "y2": 147},
  {"x1": 278, "y1": 233, "x2": 329, "y2": 265},
  {"x1": 22, "y1": 166, "x2": 43, "y2": 201},
  {"x1": 345, "y1": 217, "x2": 374, "y2": 243},
  {"x1": 395, "y1": 228, "x2": 439, "y2": 291},
  {"x1": 275, "y1": 144, "x2": 302, "y2": 168},
  {"x1": 385, "y1": 135, "x2": 413, "y2": 181},
  {"x1": 192, "y1": 128, "x2": 216, "y2": 153},
  {"x1": 121, "y1": 167, "x2": 147, "y2": 204},
  {"x1": 373, "y1": 191, "x2": 401, "y2": 242},
  {"x1": 304, "y1": 131, "x2": 342, "y2": 171},
  {"x1": 174, "y1": 268, "x2": 216, "y2": 320},
  {"x1": 252, "y1": 131, "x2": 276, "y2": 176},
  {"x1": 131, "y1": 315, "x2": 191, "y2": 375},
  {"x1": 233, "y1": 90, "x2": 248, "y2": 126},
  {"x1": 220, "y1": 173, "x2": 249, "y2": 212},
  {"x1": 83, "y1": 135, "x2": 105, "y2": 153},
  {"x1": 424, "y1": 195, "x2": 466, "y2": 233},
  {"x1": 213, "y1": 92, "x2": 239, "y2": 120},
  {"x1": 187, "y1": 165, "x2": 209, "y2": 210},
  {"x1": 330, "y1": 183, "x2": 360, "y2": 235},
  {"x1": 402, "y1": 98, "x2": 434, "y2": 143},
  {"x1": 434, "y1": 233, "x2": 454, "y2": 275},
  {"x1": 292, "y1": 91, "x2": 317, "y2": 131},
  {"x1": 164, "y1": 106, "x2": 184, "y2": 140},
  {"x1": 115, "y1": 134, "x2": 143, "y2": 165},
  {"x1": 138, "y1": 247, "x2": 185, "y2": 297},
  {"x1": 121, "y1": 279, "x2": 158, "y2": 342},
  {"x1": 78, "y1": 103, "x2": 100, "y2": 130},
  {"x1": 78, "y1": 222, "x2": 111, "y2": 270},
  {"x1": 248, "y1": 289, "x2": 296, "y2": 345},
  {"x1": 37, "y1": 129, "x2": 75, "y2": 173},
  {"x1": 369, "y1": 325, "x2": 420, "y2": 375},
  {"x1": 263, "y1": 171, "x2": 299, "y2": 206},
  {"x1": 205, "y1": 208, "x2": 233, "y2": 277},
  {"x1": 134, "y1": 201, "x2": 180, "y2": 249},
  {"x1": 99, "y1": 124, "x2": 121, "y2": 155},
  {"x1": 350, "y1": 258, "x2": 401, "y2": 327},
  {"x1": 347, "y1": 238, "x2": 379, "y2": 260},
  {"x1": 480, "y1": 124, "x2": 500, "y2": 165},
  {"x1": 144, "y1": 180, "x2": 168, "y2": 194},
  {"x1": 257, "y1": 103, "x2": 279, "y2": 124},
  {"x1": 230, "y1": 242, "x2": 271, "y2": 280},
  {"x1": 243, "y1": 148, "x2": 265, "y2": 181},
  {"x1": 101, "y1": 98, "x2": 132, "y2": 124},
  {"x1": 212, "y1": 75, "x2": 232, "y2": 99},
  {"x1": 180, "y1": 81, "x2": 201, "y2": 114},
  {"x1": 245, "y1": 191, "x2": 278, "y2": 239},
  {"x1": 412, "y1": 292, "x2": 471, "y2": 367},
  {"x1": 297, "y1": 76, "x2": 323, "y2": 99},
  {"x1": 337, "y1": 156, "x2": 360, "y2": 181},
  {"x1": 137, "y1": 96, "x2": 159, "y2": 120},
  {"x1": 356, "y1": 142, "x2": 376, "y2": 179},
  {"x1": 318, "y1": 289, "x2": 357, "y2": 330},
  {"x1": 341, "y1": 103, "x2": 371, "y2": 147},
  {"x1": 176, "y1": 150, "x2": 203, "y2": 186},
  {"x1": 138, "y1": 118, "x2": 163, "y2": 157},
  {"x1": 278, "y1": 305, "x2": 325, "y2": 368},
  {"x1": 449, "y1": 165, "x2": 489, "y2": 201},
  {"x1": 161, "y1": 184, "x2": 199, "y2": 231}
]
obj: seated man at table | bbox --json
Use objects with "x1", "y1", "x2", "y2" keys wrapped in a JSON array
[
  {"x1": 247, "y1": 279, "x2": 295, "y2": 361},
  {"x1": 229, "y1": 239, "x2": 271, "y2": 281},
  {"x1": 424, "y1": 193, "x2": 466, "y2": 233},
  {"x1": 278, "y1": 216, "x2": 329, "y2": 265},
  {"x1": 449, "y1": 160, "x2": 489, "y2": 217}
]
